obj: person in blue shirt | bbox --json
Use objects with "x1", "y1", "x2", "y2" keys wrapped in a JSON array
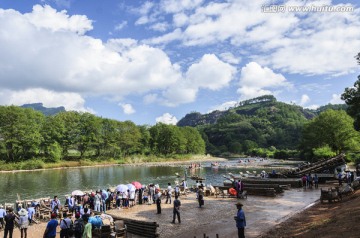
[
  {"x1": 27, "y1": 205, "x2": 35, "y2": 224},
  {"x1": 43, "y1": 213, "x2": 58, "y2": 238},
  {"x1": 235, "y1": 202, "x2": 246, "y2": 238}
]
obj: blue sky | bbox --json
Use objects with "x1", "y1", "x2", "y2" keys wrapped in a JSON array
[{"x1": 0, "y1": 0, "x2": 359, "y2": 125}]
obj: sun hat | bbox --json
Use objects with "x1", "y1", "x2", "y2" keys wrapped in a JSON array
[
  {"x1": 18, "y1": 208, "x2": 28, "y2": 216},
  {"x1": 235, "y1": 202, "x2": 243, "y2": 207}
]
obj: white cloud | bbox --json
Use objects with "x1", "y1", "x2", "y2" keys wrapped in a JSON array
[
  {"x1": 0, "y1": 5, "x2": 188, "y2": 107},
  {"x1": 143, "y1": 1, "x2": 360, "y2": 76},
  {"x1": 119, "y1": 103, "x2": 136, "y2": 114},
  {"x1": 330, "y1": 94, "x2": 344, "y2": 104},
  {"x1": 160, "y1": 0, "x2": 204, "y2": 13},
  {"x1": 155, "y1": 113, "x2": 178, "y2": 125},
  {"x1": 238, "y1": 62, "x2": 291, "y2": 100},
  {"x1": 305, "y1": 104, "x2": 319, "y2": 110},
  {"x1": 186, "y1": 54, "x2": 236, "y2": 90},
  {"x1": 114, "y1": 21, "x2": 127, "y2": 31},
  {"x1": 0, "y1": 88, "x2": 93, "y2": 112},
  {"x1": 219, "y1": 52, "x2": 241, "y2": 65},
  {"x1": 25, "y1": 5, "x2": 93, "y2": 34},
  {"x1": 162, "y1": 54, "x2": 236, "y2": 106},
  {"x1": 300, "y1": 94, "x2": 310, "y2": 106},
  {"x1": 143, "y1": 94, "x2": 158, "y2": 104},
  {"x1": 208, "y1": 101, "x2": 237, "y2": 113},
  {"x1": 149, "y1": 22, "x2": 169, "y2": 32}
]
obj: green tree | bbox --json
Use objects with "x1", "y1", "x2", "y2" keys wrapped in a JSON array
[
  {"x1": 40, "y1": 115, "x2": 65, "y2": 158},
  {"x1": 99, "y1": 118, "x2": 119, "y2": 157},
  {"x1": 300, "y1": 110, "x2": 360, "y2": 160},
  {"x1": 341, "y1": 76, "x2": 360, "y2": 130},
  {"x1": 0, "y1": 106, "x2": 44, "y2": 162},
  {"x1": 116, "y1": 121, "x2": 142, "y2": 156},
  {"x1": 77, "y1": 113, "x2": 101, "y2": 158},
  {"x1": 54, "y1": 111, "x2": 81, "y2": 157}
]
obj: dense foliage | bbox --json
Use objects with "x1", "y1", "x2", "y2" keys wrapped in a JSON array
[
  {"x1": 178, "y1": 95, "x2": 353, "y2": 160},
  {"x1": 300, "y1": 110, "x2": 360, "y2": 161},
  {"x1": 0, "y1": 107, "x2": 205, "y2": 162}
]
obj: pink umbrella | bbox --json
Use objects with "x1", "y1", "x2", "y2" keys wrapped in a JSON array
[{"x1": 131, "y1": 181, "x2": 142, "y2": 189}]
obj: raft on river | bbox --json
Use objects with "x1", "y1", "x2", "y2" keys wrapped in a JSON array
[{"x1": 231, "y1": 177, "x2": 302, "y2": 188}]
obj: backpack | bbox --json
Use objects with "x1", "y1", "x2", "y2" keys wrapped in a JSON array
[{"x1": 74, "y1": 219, "x2": 84, "y2": 234}]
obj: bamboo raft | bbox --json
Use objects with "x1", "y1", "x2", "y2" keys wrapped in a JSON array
[{"x1": 234, "y1": 177, "x2": 302, "y2": 188}]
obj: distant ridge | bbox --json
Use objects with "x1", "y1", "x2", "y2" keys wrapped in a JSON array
[
  {"x1": 21, "y1": 103, "x2": 65, "y2": 116},
  {"x1": 177, "y1": 95, "x2": 347, "y2": 127}
]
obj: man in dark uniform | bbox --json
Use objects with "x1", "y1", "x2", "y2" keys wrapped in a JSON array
[
  {"x1": 4, "y1": 207, "x2": 15, "y2": 238},
  {"x1": 171, "y1": 196, "x2": 181, "y2": 224}
]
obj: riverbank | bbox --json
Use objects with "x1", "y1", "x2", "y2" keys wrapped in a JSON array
[
  {"x1": 259, "y1": 187, "x2": 360, "y2": 238},
  {"x1": 0, "y1": 187, "x2": 322, "y2": 238},
  {"x1": 0, "y1": 154, "x2": 227, "y2": 173}
]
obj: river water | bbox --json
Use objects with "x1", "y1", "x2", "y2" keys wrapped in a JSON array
[{"x1": 0, "y1": 158, "x2": 297, "y2": 203}]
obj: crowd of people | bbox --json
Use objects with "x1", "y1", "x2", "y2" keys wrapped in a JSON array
[{"x1": 0, "y1": 179, "x2": 192, "y2": 238}]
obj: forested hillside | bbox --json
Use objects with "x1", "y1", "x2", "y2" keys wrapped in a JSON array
[{"x1": 178, "y1": 95, "x2": 347, "y2": 157}]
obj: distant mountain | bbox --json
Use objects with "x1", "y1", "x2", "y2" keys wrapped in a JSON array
[
  {"x1": 21, "y1": 103, "x2": 65, "y2": 116},
  {"x1": 177, "y1": 95, "x2": 347, "y2": 155},
  {"x1": 177, "y1": 95, "x2": 346, "y2": 127}
]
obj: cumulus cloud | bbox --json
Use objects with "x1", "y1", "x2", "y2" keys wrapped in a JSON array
[
  {"x1": 119, "y1": 103, "x2": 136, "y2": 114},
  {"x1": 161, "y1": 54, "x2": 236, "y2": 106},
  {"x1": 300, "y1": 94, "x2": 310, "y2": 106},
  {"x1": 25, "y1": 5, "x2": 93, "y2": 34},
  {"x1": 155, "y1": 113, "x2": 178, "y2": 125},
  {"x1": 0, "y1": 88, "x2": 93, "y2": 112},
  {"x1": 238, "y1": 62, "x2": 291, "y2": 100},
  {"x1": 330, "y1": 94, "x2": 344, "y2": 104},
  {"x1": 143, "y1": 0, "x2": 360, "y2": 76},
  {"x1": 0, "y1": 5, "x2": 192, "y2": 109}
]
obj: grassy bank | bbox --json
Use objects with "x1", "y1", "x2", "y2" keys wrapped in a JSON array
[{"x1": 0, "y1": 154, "x2": 213, "y2": 171}]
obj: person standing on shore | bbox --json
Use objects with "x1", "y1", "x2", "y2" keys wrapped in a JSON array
[
  {"x1": 155, "y1": 189, "x2": 162, "y2": 214},
  {"x1": 171, "y1": 196, "x2": 181, "y2": 224},
  {"x1": 234, "y1": 202, "x2": 246, "y2": 238},
  {"x1": 0, "y1": 205, "x2": 6, "y2": 229},
  {"x1": 82, "y1": 216, "x2": 92, "y2": 238},
  {"x1": 165, "y1": 183, "x2": 172, "y2": 204},
  {"x1": 50, "y1": 196, "x2": 61, "y2": 214},
  {"x1": 4, "y1": 207, "x2": 15, "y2": 238},
  {"x1": 43, "y1": 213, "x2": 58, "y2": 238},
  {"x1": 27, "y1": 205, "x2": 35, "y2": 224},
  {"x1": 18, "y1": 208, "x2": 29, "y2": 238},
  {"x1": 314, "y1": 174, "x2": 319, "y2": 189},
  {"x1": 60, "y1": 212, "x2": 73, "y2": 238}
]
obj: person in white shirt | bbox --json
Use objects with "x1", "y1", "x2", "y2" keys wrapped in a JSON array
[
  {"x1": 68, "y1": 195, "x2": 75, "y2": 213},
  {"x1": 129, "y1": 190, "x2": 135, "y2": 207},
  {"x1": 51, "y1": 196, "x2": 61, "y2": 214},
  {"x1": 166, "y1": 183, "x2": 172, "y2": 204}
]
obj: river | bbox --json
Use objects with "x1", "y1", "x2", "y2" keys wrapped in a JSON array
[{"x1": 0, "y1": 158, "x2": 297, "y2": 203}]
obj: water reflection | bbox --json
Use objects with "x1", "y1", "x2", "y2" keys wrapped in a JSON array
[{"x1": 0, "y1": 159, "x2": 293, "y2": 203}]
